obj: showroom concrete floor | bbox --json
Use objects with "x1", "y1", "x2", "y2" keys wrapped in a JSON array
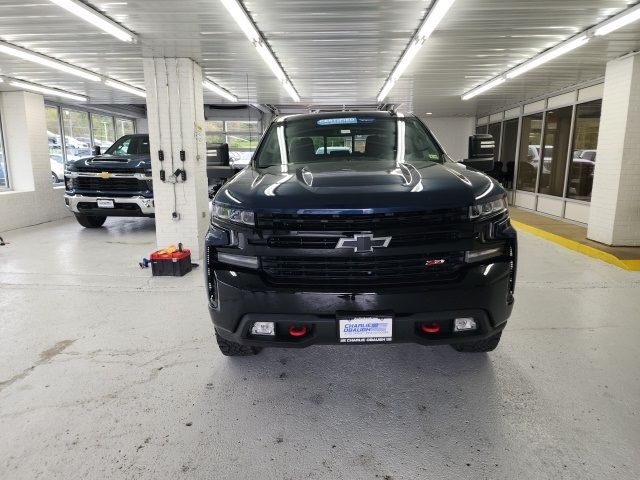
[{"x1": 0, "y1": 217, "x2": 639, "y2": 480}]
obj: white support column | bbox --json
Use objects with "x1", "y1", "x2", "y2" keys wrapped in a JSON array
[
  {"x1": 0, "y1": 91, "x2": 70, "y2": 231},
  {"x1": 143, "y1": 58, "x2": 209, "y2": 260},
  {"x1": 588, "y1": 55, "x2": 640, "y2": 246}
]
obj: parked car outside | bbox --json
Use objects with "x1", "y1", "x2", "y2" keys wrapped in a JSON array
[{"x1": 50, "y1": 153, "x2": 80, "y2": 184}]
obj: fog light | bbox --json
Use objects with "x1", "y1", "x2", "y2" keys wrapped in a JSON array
[
  {"x1": 454, "y1": 317, "x2": 477, "y2": 332},
  {"x1": 251, "y1": 322, "x2": 275, "y2": 336}
]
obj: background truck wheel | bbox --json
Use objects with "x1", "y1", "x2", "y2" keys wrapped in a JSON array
[
  {"x1": 451, "y1": 332, "x2": 502, "y2": 353},
  {"x1": 215, "y1": 331, "x2": 262, "y2": 356},
  {"x1": 74, "y1": 214, "x2": 107, "y2": 228}
]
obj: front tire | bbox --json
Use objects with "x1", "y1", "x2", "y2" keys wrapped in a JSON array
[
  {"x1": 451, "y1": 332, "x2": 502, "y2": 353},
  {"x1": 215, "y1": 331, "x2": 262, "y2": 356},
  {"x1": 74, "y1": 213, "x2": 107, "y2": 228}
]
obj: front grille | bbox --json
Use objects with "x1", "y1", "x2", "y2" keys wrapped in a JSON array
[
  {"x1": 263, "y1": 231, "x2": 460, "y2": 249},
  {"x1": 77, "y1": 202, "x2": 140, "y2": 212},
  {"x1": 76, "y1": 167, "x2": 141, "y2": 174},
  {"x1": 75, "y1": 177, "x2": 148, "y2": 192},
  {"x1": 256, "y1": 209, "x2": 468, "y2": 231},
  {"x1": 261, "y1": 252, "x2": 465, "y2": 286}
]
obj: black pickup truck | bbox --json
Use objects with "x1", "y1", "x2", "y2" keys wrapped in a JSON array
[
  {"x1": 205, "y1": 111, "x2": 517, "y2": 356},
  {"x1": 64, "y1": 134, "x2": 153, "y2": 228}
]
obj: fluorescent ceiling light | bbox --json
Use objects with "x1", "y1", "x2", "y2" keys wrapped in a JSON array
[
  {"x1": 219, "y1": 0, "x2": 300, "y2": 102},
  {"x1": 462, "y1": 34, "x2": 588, "y2": 100},
  {"x1": 595, "y1": 4, "x2": 640, "y2": 36},
  {"x1": 255, "y1": 42, "x2": 287, "y2": 83},
  {"x1": 0, "y1": 41, "x2": 100, "y2": 81},
  {"x1": 220, "y1": 0, "x2": 260, "y2": 43},
  {"x1": 462, "y1": 77, "x2": 505, "y2": 101},
  {"x1": 48, "y1": 0, "x2": 137, "y2": 43},
  {"x1": 377, "y1": 81, "x2": 395, "y2": 103},
  {"x1": 392, "y1": 39, "x2": 424, "y2": 82},
  {"x1": 104, "y1": 79, "x2": 146, "y2": 98},
  {"x1": 459, "y1": 3, "x2": 640, "y2": 101},
  {"x1": 203, "y1": 79, "x2": 238, "y2": 102},
  {"x1": 377, "y1": 0, "x2": 455, "y2": 102},
  {"x1": 10, "y1": 80, "x2": 87, "y2": 102},
  {"x1": 506, "y1": 35, "x2": 589, "y2": 79},
  {"x1": 417, "y1": 0, "x2": 456, "y2": 40},
  {"x1": 283, "y1": 82, "x2": 301, "y2": 103}
]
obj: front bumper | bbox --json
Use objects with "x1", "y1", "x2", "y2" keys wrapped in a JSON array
[
  {"x1": 64, "y1": 194, "x2": 155, "y2": 217},
  {"x1": 208, "y1": 261, "x2": 514, "y2": 348}
]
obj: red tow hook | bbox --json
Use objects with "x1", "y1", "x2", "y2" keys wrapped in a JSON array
[
  {"x1": 421, "y1": 323, "x2": 441, "y2": 334},
  {"x1": 288, "y1": 325, "x2": 308, "y2": 337}
]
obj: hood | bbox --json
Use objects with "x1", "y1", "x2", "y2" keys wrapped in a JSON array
[
  {"x1": 67, "y1": 153, "x2": 151, "y2": 171},
  {"x1": 216, "y1": 160, "x2": 501, "y2": 212}
]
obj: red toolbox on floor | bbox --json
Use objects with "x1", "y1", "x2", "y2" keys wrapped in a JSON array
[{"x1": 150, "y1": 247, "x2": 192, "y2": 277}]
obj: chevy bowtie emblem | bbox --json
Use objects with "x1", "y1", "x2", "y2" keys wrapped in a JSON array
[
  {"x1": 98, "y1": 172, "x2": 111, "y2": 179},
  {"x1": 335, "y1": 234, "x2": 391, "y2": 253}
]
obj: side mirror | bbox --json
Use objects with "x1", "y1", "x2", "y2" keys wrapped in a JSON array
[
  {"x1": 460, "y1": 134, "x2": 495, "y2": 172},
  {"x1": 93, "y1": 145, "x2": 101, "y2": 156}
]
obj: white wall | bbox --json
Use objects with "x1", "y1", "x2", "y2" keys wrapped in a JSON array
[
  {"x1": 0, "y1": 92, "x2": 70, "y2": 232},
  {"x1": 421, "y1": 117, "x2": 475, "y2": 161}
]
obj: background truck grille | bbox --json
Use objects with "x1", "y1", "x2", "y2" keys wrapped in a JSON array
[
  {"x1": 261, "y1": 252, "x2": 465, "y2": 286},
  {"x1": 256, "y1": 209, "x2": 468, "y2": 231},
  {"x1": 75, "y1": 167, "x2": 141, "y2": 174},
  {"x1": 75, "y1": 177, "x2": 148, "y2": 192}
]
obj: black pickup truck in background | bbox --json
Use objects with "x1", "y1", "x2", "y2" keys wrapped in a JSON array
[{"x1": 64, "y1": 134, "x2": 153, "y2": 228}]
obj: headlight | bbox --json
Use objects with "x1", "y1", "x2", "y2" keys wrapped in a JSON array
[
  {"x1": 469, "y1": 197, "x2": 508, "y2": 220},
  {"x1": 212, "y1": 204, "x2": 255, "y2": 226}
]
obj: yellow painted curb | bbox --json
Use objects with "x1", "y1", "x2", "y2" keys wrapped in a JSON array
[{"x1": 510, "y1": 220, "x2": 640, "y2": 271}]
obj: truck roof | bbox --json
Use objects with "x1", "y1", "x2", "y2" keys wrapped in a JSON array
[{"x1": 274, "y1": 110, "x2": 406, "y2": 123}]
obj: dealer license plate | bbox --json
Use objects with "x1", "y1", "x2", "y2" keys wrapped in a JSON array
[
  {"x1": 338, "y1": 316, "x2": 393, "y2": 343},
  {"x1": 96, "y1": 199, "x2": 115, "y2": 208}
]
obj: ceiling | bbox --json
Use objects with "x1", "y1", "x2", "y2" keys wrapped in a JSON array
[{"x1": 0, "y1": 0, "x2": 638, "y2": 116}]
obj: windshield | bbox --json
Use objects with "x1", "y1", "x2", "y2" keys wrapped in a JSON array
[
  {"x1": 106, "y1": 136, "x2": 150, "y2": 156},
  {"x1": 255, "y1": 116, "x2": 443, "y2": 168}
]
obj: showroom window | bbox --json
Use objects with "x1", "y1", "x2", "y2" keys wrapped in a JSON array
[
  {"x1": 499, "y1": 118, "x2": 519, "y2": 189},
  {"x1": 116, "y1": 118, "x2": 135, "y2": 138},
  {"x1": 54, "y1": 106, "x2": 138, "y2": 163},
  {"x1": 516, "y1": 113, "x2": 543, "y2": 192},
  {"x1": 62, "y1": 109, "x2": 92, "y2": 158},
  {"x1": 487, "y1": 122, "x2": 503, "y2": 182},
  {"x1": 488, "y1": 122, "x2": 502, "y2": 159},
  {"x1": 0, "y1": 113, "x2": 7, "y2": 190},
  {"x1": 205, "y1": 121, "x2": 225, "y2": 144},
  {"x1": 92, "y1": 114, "x2": 116, "y2": 151},
  {"x1": 538, "y1": 106, "x2": 573, "y2": 197},
  {"x1": 567, "y1": 100, "x2": 602, "y2": 201},
  {"x1": 205, "y1": 120, "x2": 262, "y2": 163},
  {"x1": 475, "y1": 125, "x2": 487, "y2": 135},
  {"x1": 46, "y1": 106, "x2": 64, "y2": 184}
]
